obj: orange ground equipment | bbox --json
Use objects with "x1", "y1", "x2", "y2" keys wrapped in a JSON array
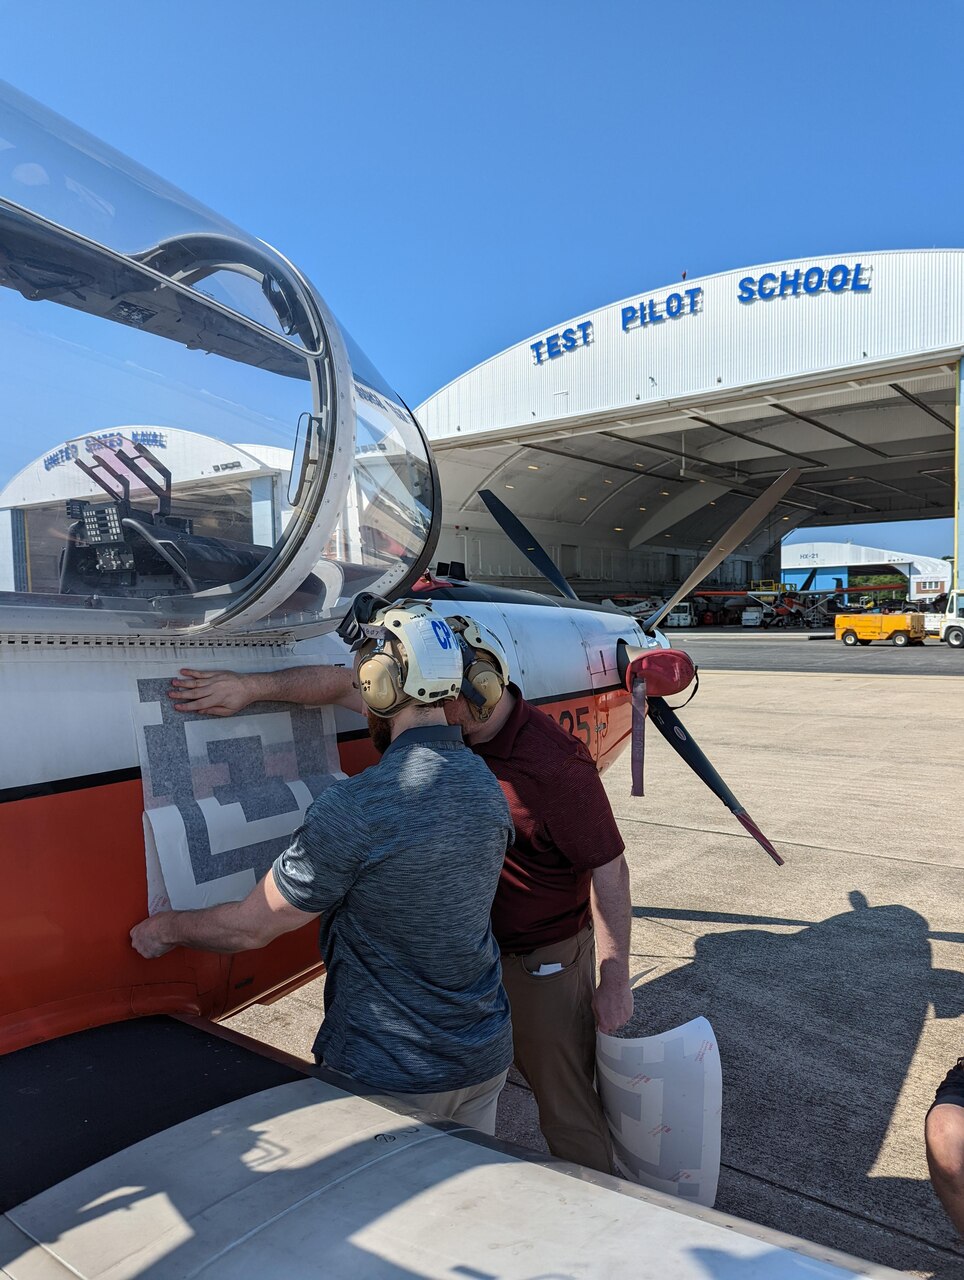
[{"x1": 835, "y1": 613, "x2": 926, "y2": 647}]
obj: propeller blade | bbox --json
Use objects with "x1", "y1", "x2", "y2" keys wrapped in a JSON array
[
  {"x1": 644, "y1": 467, "x2": 802, "y2": 631},
  {"x1": 648, "y1": 696, "x2": 784, "y2": 865},
  {"x1": 478, "y1": 489, "x2": 579, "y2": 601}
]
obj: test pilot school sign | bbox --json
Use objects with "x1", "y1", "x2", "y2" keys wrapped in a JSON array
[
  {"x1": 737, "y1": 261, "x2": 872, "y2": 302},
  {"x1": 526, "y1": 260, "x2": 874, "y2": 368}
]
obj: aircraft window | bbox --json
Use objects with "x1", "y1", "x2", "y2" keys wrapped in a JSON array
[
  {"x1": 0, "y1": 206, "x2": 438, "y2": 636},
  {"x1": 0, "y1": 197, "x2": 341, "y2": 633},
  {"x1": 0, "y1": 85, "x2": 319, "y2": 349},
  {"x1": 0, "y1": 86, "x2": 440, "y2": 636},
  {"x1": 255, "y1": 379, "x2": 437, "y2": 630}
]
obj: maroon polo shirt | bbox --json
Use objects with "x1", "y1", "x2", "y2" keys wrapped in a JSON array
[{"x1": 471, "y1": 686, "x2": 625, "y2": 953}]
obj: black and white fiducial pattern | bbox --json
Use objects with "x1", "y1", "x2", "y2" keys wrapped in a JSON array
[
  {"x1": 596, "y1": 1016, "x2": 722, "y2": 1206},
  {"x1": 135, "y1": 676, "x2": 343, "y2": 910}
]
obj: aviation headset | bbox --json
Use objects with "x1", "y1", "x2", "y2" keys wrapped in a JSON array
[
  {"x1": 447, "y1": 615, "x2": 511, "y2": 722},
  {"x1": 339, "y1": 595, "x2": 463, "y2": 717},
  {"x1": 337, "y1": 596, "x2": 510, "y2": 720}
]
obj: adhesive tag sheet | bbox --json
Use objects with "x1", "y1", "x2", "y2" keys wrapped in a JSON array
[
  {"x1": 133, "y1": 674, "x2": 346, "y2": 913},
  {"x1": 596, "y1": 1015, "x2": 722, "y2": 1207},
  {"x1": 404, "y1": 615, "x2": 461, "y2": 681}
]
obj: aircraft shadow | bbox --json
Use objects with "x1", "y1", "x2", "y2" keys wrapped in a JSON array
[
  {"x1": 627, "y1": 891, "x2": 964, "y2": 1277},
  {"x1": 0, "y1": 1083, "x2": 515, "y2": 1279}
]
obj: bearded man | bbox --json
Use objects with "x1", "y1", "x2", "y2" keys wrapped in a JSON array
[{"x1": 133, "y1": 602, "x2": 514, "y2": 1133}]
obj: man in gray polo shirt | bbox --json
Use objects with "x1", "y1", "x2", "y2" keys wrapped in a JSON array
[{"x1": 131, "y1": 600, "x2": 514, "y2": 1132}]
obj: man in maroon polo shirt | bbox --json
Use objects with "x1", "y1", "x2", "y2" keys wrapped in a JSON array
[
  {"x1": 169, "y1": 623, "x2": 633, "y2": 1173},
  {"x1": 454, "y1": 676, "x2": 632, "y2": 1173}
]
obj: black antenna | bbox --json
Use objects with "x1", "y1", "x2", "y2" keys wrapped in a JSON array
[
  {"x1": 74, "y1": 457, "x2": 125, "y2": 502},
  {"x1": 92, "y1": 453, "x2": 131, "y2": 504},
  {"x1": 115, "y1": 445, "x2": 171, "y2": 516}
]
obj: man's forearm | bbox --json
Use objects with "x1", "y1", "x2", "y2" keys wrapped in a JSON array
[
  {"x1": 252, "y1": 665, "x2": 356, "y2": 707},
  {"x1": 152, "y1": 903, "x2": 271, "y2": 954},
  {"x1": 132, "y1": 870, "x2": 317, "y2": 959},
  {"x1": 591, "y1": 854, "x2": 632, "y2": 982}
]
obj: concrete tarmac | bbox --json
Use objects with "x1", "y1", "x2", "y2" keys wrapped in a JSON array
[
  {"x1": 678, "y1": 628, "x2": 964, "y2": 677},
  {"x1": 226, "y1": 663, "x2": 964, "y2": 1277}
]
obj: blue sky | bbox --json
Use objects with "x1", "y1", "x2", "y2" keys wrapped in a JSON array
[{"x1": 3, "y1": 0, "x2": 961, "y2": 556}]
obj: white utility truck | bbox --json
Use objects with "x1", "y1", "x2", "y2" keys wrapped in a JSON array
[
  {"x1": 665, "y1": 600, "x2": 696, "y2": 627},
  {"x1": 923, "y1": 590, "x2": 964, "y2": 647}
]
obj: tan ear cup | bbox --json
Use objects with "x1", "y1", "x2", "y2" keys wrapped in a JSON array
[
  {"x1": 465, "y1": 660, "x2": 504, "y2": 719},
  {"x1": 356, "y1": 651, "x2": 404, "y2": 713}
]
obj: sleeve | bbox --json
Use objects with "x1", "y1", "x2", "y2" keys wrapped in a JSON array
[
  {"x1": 543, "y1": 752, "x2": 625, "y2": 871},
  {"x1": 271, "y1": 783, "x2": 364, "y2": 914}
]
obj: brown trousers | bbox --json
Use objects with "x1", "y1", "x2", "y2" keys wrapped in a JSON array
[{"x1": 500, "y1": 924, "x2": 614, "y2": 1174}]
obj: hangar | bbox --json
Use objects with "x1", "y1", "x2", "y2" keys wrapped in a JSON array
[
  {"x1": 0, "y1": 428, "x2": 292, "y2": 596},
  {"x1": 418, "y1": 250, "x2": 962, "y2": 599},
  {"x1": 782, "y1": 540, "x2": 951, "y2": 598}
]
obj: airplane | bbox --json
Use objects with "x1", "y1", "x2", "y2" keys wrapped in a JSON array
[{"x1": 0, "y1": 82, "x2": 893, "y2": 1278}]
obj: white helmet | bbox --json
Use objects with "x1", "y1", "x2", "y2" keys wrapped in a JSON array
[
  {"x1": 447, "y1": 614, "x2": 511, "y2": 721},
  {"x1": 353, "y1": 599, "x2": 463, "y2": 716}
]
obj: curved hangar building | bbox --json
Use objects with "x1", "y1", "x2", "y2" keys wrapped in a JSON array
[{"x1": 419, "y1": 250, "x2": 963, "y2": 597}]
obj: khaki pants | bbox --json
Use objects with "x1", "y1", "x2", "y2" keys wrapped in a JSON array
[
  {"x1": 323, "y1": 1065, "x2": 508, "y2": 1136},
  {"x1": 389, "y1": 1069, "x2": 508, "y2": 1135},
  {"x1": 501, "y1": 924, "x2": 614, "y2": 1174}
]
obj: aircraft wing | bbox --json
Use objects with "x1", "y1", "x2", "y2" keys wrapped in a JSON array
[{"x1": 1, "y1": 1038, "x2": 903, "y2": 1280}]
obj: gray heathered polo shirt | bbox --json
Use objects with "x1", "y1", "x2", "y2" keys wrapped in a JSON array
[{"x1": 272, "y1": 724, "x2": 514, "y2": 1093}]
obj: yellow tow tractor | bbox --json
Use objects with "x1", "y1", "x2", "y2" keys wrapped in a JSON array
[{"x1": 835, "y1": 613, "x2": 926, "y2": 647}]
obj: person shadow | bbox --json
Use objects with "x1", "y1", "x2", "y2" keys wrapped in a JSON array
[{"x1": 627, "y1": 890, "x2": 964, "y2": 1277}]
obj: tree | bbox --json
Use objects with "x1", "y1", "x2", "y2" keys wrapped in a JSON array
[{"x1": 849, "y1": 572, "x2": 906, "y2": 590}]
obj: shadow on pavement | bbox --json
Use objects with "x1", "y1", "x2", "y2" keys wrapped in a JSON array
[{"x1": 628, "y1": 891, "x2": 964, "y2": 1277}]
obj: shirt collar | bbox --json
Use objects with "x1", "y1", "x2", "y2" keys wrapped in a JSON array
[
  {"x1": 471, "y1": 684, "x2": 530, "y2": 761},
  {"x1": 383, "y1": 724, "x2": 464, "y2": 758}
]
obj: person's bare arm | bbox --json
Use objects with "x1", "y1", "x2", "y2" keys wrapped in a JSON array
[
  {"x1": 590, "y1": 854, "x2": 634, "y2": 1034},
  {"x1": 169, "y1": 665, "x2": 363, "y2": 716},
  {"x1": 130, "y1": 870, "x2": 315, "y2": 958}
]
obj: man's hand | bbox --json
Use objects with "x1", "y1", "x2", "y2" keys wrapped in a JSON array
[
  {"x1": 169, "y1": 669, "x2": 257, "y2": 717},
  {"x1": 592, "y1": 974, "x2": 634, "y2": 1034},
  {"x1": 130, "y1": 875, "x2": 315, "y2": 958},
  {"x1": 131, "y1": 913, "x2": 176, "y2": 959},
  {"x1": 590, "y1": 854, "x2": 633, "y2": 1033}
]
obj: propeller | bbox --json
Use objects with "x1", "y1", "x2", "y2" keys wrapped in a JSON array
[
  {"x1": 642, "y1": 468, "x2": 801, "y2": 631},
  {"x1": 478, "y1": 489, "x2": 578, "y2": 600},
  {"x1": 477, "y1": 472, "x2": 798, "y2": 865},
  {"x1": 647, "y1": 697, "x2": 784, "y2": 865}
]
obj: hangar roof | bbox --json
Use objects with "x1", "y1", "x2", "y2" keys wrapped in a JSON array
[
  {"x1": 783, "y1": 540, "x2": 950, "y2": 582},
  {"x1": 418, "y1": 250, "x2": 961, "y2": 553}
]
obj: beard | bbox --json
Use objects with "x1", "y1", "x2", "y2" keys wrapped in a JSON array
[{"x1": 367, "y1": 711, "x2": 393, "y2": 755}]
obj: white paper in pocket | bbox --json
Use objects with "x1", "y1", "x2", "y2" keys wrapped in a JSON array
[{"x1": 596, "y1": 1015, "x2": 722, "y2": 1207}]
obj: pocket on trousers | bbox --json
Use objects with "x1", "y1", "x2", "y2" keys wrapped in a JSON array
[{"x1": 520, "y1": 954, "x2": 577, "y2": 981}]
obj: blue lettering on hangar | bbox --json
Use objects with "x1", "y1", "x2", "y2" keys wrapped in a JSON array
[
  {"x1": 621, "y1": 287, "x2": 703, "y2": 332},
  {"x1": 739, "y1": 262, "x2": 871, "y2": 303},
  {"x1": 531, "y1": 320, "x2": 593, "y2": 365}
]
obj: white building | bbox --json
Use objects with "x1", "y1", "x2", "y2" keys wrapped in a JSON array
[
  {"x1": 0, "y1": 427, "x2": 292, "y2": 595},
  {"x1": 782, "y1": 541, "x2": 951, "y2": 599},
  {"x1": 418, "y1": 250, "x2": 962, "y2": 597}
]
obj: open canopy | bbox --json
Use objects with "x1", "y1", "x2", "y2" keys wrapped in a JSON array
[{"x1": 0, "y1": 82, "x2": 439, "y2": 637}]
